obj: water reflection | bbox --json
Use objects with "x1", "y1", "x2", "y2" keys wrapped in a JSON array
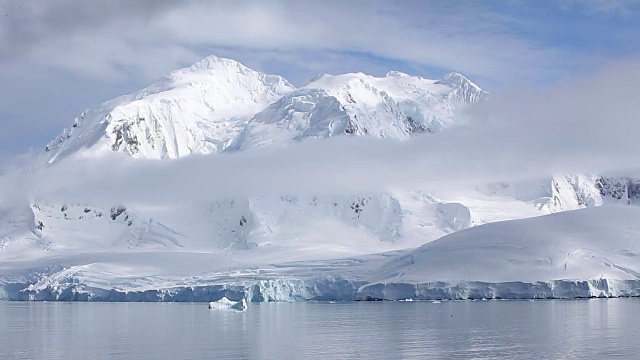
[{"x1": 0, "y1": 299, "x2": 638, "y2": 359}]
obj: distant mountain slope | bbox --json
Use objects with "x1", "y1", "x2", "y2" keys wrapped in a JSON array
[{"x1": 233, "y1": 71, "x2": 487, "y2": 150}]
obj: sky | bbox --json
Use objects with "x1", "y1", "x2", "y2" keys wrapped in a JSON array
[{"x1": 1, "y1": 0, "x2": 640, "y2": 159}]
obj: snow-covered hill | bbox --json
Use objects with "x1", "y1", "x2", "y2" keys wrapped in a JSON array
[{"x1": 360, "y1": 205, "x2": 640, "y2": 300}]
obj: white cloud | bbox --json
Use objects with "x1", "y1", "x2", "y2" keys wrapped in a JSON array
[
  {"x1": 558, "y1": 0, "x2": 640, "y2": 15},
  {"x1": 0, "y1": 0, "x2": 590, "y2": 83}
]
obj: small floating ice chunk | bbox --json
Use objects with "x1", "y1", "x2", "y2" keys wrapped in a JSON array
[{"x1": 208, "y1": 297, "x2": 248, "y2": 311}]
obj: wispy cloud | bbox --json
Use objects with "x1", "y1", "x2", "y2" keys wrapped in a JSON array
[
  {"x1": 557, "y1": 0, "x2": 640, "y2": 16},
  {"x1": 0, "y1": 0, "x2": 593, "y2": 83}
]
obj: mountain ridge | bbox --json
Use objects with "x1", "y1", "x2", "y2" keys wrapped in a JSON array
[{"x1": 37, "y1": 55, "x2": 488, "y2": 166}]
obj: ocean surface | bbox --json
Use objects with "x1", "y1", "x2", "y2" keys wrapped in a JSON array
[{"x1": 1, "y1": 299, "x2": 638, "y2": 359}]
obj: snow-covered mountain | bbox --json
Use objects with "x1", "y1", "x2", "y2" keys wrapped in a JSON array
[
  {"x1": 38, "y1": 55, "x2": 294, "y2": 165},
  {"x1": 1, "y1": 56, "x2": 489, "y2": 263},
  {"x1": 16, "y1": 56, "x2": 501, "y2": 254},
  {"x1": 232, "y1": 71, "x2": 487, "y2": 150},
  {"x1": 1, "y1": 55, "x2": 638, "y2": 301},
  {"x1": 38, "y1": 57, "x2": 487, "y2": 165},
  {"x1": 482, "y1": 174, "x2": 640, "y2": 214}
]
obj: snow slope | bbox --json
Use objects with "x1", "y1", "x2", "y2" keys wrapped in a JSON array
[
  {"x1": 374, "y1": 205, "x2": 640, "y2": 284},
  {"x1": 360, "y1": 205, "x2": 640, "y2": 300},
  {"x1": 233, "y1": 71, "x2": 487, "y2": 150},
  {"x1": 37, "y1": 55, "x2": 294, "y2": 164}
]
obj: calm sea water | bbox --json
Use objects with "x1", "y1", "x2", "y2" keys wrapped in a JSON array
[{"x1": 1, "y1": 299, "x2": 638, "y2": 359}]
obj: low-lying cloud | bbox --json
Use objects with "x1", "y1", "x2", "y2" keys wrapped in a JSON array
[{"x1": 2, "y1": 58, "x2": 640, "y2": 208}]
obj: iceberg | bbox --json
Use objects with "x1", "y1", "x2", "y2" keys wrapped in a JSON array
[{"x1": 208, "y1": 297, "x2": 248, "y2": 311}]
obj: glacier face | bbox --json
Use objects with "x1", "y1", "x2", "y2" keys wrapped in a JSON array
[{"x1": 2, "y1": 55, "x2": 640, "y2": 301}]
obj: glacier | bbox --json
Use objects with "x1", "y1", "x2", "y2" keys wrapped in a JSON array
[
  {"x1": 2, "y1": 55, "x2": 640, "y2": 302},
  {"x1": 3, "y1": 206, "x2": 640, "y2": 302}
]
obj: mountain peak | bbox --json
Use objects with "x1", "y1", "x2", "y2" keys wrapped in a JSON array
[
  {"x1": 386, "y1": 71, "x2": 410, "y2": 77},
  {"x1": 436, "y1": 72, "x2": 488, "y2": 103},
  {"x1": 304, "y1": 73, "x2": 330, "y2": 86},
  {"x1": 187, "y1": 54, "x2": 247, "y2": 72},
  {"x1": 436, "y1": 72, "x2": 483, "y2": 90},
  {"x1": 167, "y1": 55, "x2": 294, "y2": 89}
]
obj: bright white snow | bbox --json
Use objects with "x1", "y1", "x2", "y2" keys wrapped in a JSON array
[
  {"x1": 1, "y1": 55, "x2": 639, "y2": 302},
  {"x1": 37, "y1": 55, "x2": 294, "y2": 164}
]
